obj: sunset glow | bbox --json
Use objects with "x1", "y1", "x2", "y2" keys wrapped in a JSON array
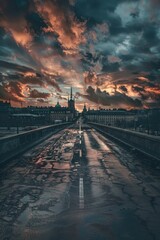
[{"x1": 0, "y1": 0, "x2": 160, "y2": 110}]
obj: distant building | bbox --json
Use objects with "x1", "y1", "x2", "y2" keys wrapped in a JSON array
[
  {"x1": 85, "y1": 109, "x2": 129, "y2": 127},
  {"x1": 0, "y1": 101, "x2": 11, "y2": 127},
  {"x1": 49, "y1": 87, "x2": 77, "y2": 123},
  {"x1": 49, "y1": 100, "x2": 73, "y2": 123},
  {"x1": 82, "y1": 104, "x2": 87, "y2": 116},
  {"x1": 0, "y1": 88, "x2": 77, "y2": 127},
  {"x1": 84, "y1": 108, "x2": 160, "y2": 134}
]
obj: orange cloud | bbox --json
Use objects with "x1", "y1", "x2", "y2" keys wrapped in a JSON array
[
  {"x1": 145, "y1": 87, "x2": 160, "y2": 95},
  {"x1": 137, "y1": 76, "x2": 150, "y2": 82},
  {"x1": 0, "y1": 15, "x2": 32, "y2": 46},
  {"x1": 35, "y1": 0, "x2": 86, "y2": 52},
  {"x1": 3, "y1": 81, "x2": 29, "y2": 102},
  {"x1": 24, "y1": 72, "x2": 37, "y2": 78}
]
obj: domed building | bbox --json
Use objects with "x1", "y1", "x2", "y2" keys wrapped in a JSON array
[
  {"x1": 49, "y1": 88, "x2": 77, "y2": 123},
  {"x1": 55, "y1": 101, "x2": 61, "y2": 108}
]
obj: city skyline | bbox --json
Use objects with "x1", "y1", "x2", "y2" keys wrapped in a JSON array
[
  {"x1": 0, "y1": 1, "x2": 160, "y2": 235},
  {"x1": 0, "y1": 0, "x2": 160, "y2": 111}
]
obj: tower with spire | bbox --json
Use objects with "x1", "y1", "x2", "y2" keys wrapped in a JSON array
[
  {"x1": 71, "y1": 86, "x2": 73, "y2": 100},
  {"x1": 82, "y1": 103, "x2": 87, "y2": 116},
  {"x1": 68, "y1": 87, "x2": 75, "y2": 112}
]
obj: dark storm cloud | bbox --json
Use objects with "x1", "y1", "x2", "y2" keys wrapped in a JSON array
[
  {"x1": 132, "y1": 86, "x2": 145, "y2": 93},
  {"x1": 75, "y1": 0, "x2": 138, "y2": 23},
  {"x1": 80, "y1": 51, "x2": 100, "y2": 70},
  {"x1": 37, "y1": 98, "x2": 49, "y2": 103},
  {"x1": 102, "y1": 61, "x2": 120, "y2": 73},
  {"x1": 22, "y1": 75, "x2": 44, "y2": 86},
  {"x1": 0, "y1": 0, "x2": 160, "y2": 108},
  {"x1": 146, "y1": 72, "x2": 160, "y2": 83},
  {"x1": 29, "y1": 89, "x2": 50, "y2": 98},
  {"x1": 0, "y1": 27, "x2": 38, "y2": 68},
  {"x1": 26, "y1": 12, "x2": 48, "y2": 36},
  {"x1": 0, "y1": 60, "x2": 35, "y2": 73},
  {"x1": 79, "y1": 86, "x2": 142, "y2": 108},
  {"x1": 24, "y1": 73, "x2": 62, "y2": 92},
  {"x1": 119, "y1": 85, "x2": 128, "y2": 93},
  {"x1": 0, "y1": 85, "x2": 16, "y2": 101},
  {"x1": 31, "y1": 32, "x2": 64, "y2": 59},
  {"x1": 0, "y1": 84, "x2": 12, "y2": 101}
]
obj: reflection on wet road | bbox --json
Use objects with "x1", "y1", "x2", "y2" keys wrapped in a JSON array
[{"x1": 0, "y1": 125, "x2": 160, "y2": 240}]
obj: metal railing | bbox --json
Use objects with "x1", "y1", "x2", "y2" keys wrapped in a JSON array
[
  {"x1": 88, "y1": 122, "x2": 160, "y2": 161},
  {"x1": 0, "y1": 122, "x2": 71, "y2": 164}
]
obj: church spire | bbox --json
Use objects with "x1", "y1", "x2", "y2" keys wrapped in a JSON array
[
  {"x1": 70, "y1": 87, "x2": 72, "y2": 100},
  {"x1": 68, "y1": 87, "x2": 75, "y2": 111}
]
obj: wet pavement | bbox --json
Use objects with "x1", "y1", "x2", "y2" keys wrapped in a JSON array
[{"x1": 0, "y1": 124, "x2": 160, "y2": 240}]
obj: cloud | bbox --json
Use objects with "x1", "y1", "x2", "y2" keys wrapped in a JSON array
[
  {"x1": 52, "y1": 92, "x2": 68, "y2": 100},
  {"x1": 84, "y1": 71, "x2": 98, "y2": 85},
  {"x1": 35, "y1": 0, "x2": 86, "y2": 52},
  {"x1": 119, "y1": 85, "x2": 128, "y2": 93},
  {"x1": 29, "y1": 89, "x2": 50, "y2": 98},
  {"x1": 132, "y1": 86, "x2": 145, "y2": 93},
  {"x1": 37, "y1": 98, "x2": 49, "y2": 103},
  {"x1": 0, "y1": 0, "x2": 160, "y2": 108},
  {"x1": 0, "y1": 0, "x2": 34, "y2": 46},
  {"x1": 0, "y1": 60, "x2": 36, "y2": 73},
  {"x1": 79, "y1": 86, "x2": 142, "y2": 108},
  {"x1": 0, "y1": 81, "x2": 29, "y2": 102}
]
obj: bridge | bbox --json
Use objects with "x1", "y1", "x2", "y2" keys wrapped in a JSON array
[
  {"x1": 88, "y1": 122, "x2": 160, "y2": 161},
  {"x1": 0, "y1": 122, "x2": 72, "y2": 164},
  {"x1": 0, "y1": 120, "x2": 160, "y2": 240}
]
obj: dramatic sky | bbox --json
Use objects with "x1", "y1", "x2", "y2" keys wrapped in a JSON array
[{"x1": 0, "y1": 0, "x2": 160, "y2": 110}]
